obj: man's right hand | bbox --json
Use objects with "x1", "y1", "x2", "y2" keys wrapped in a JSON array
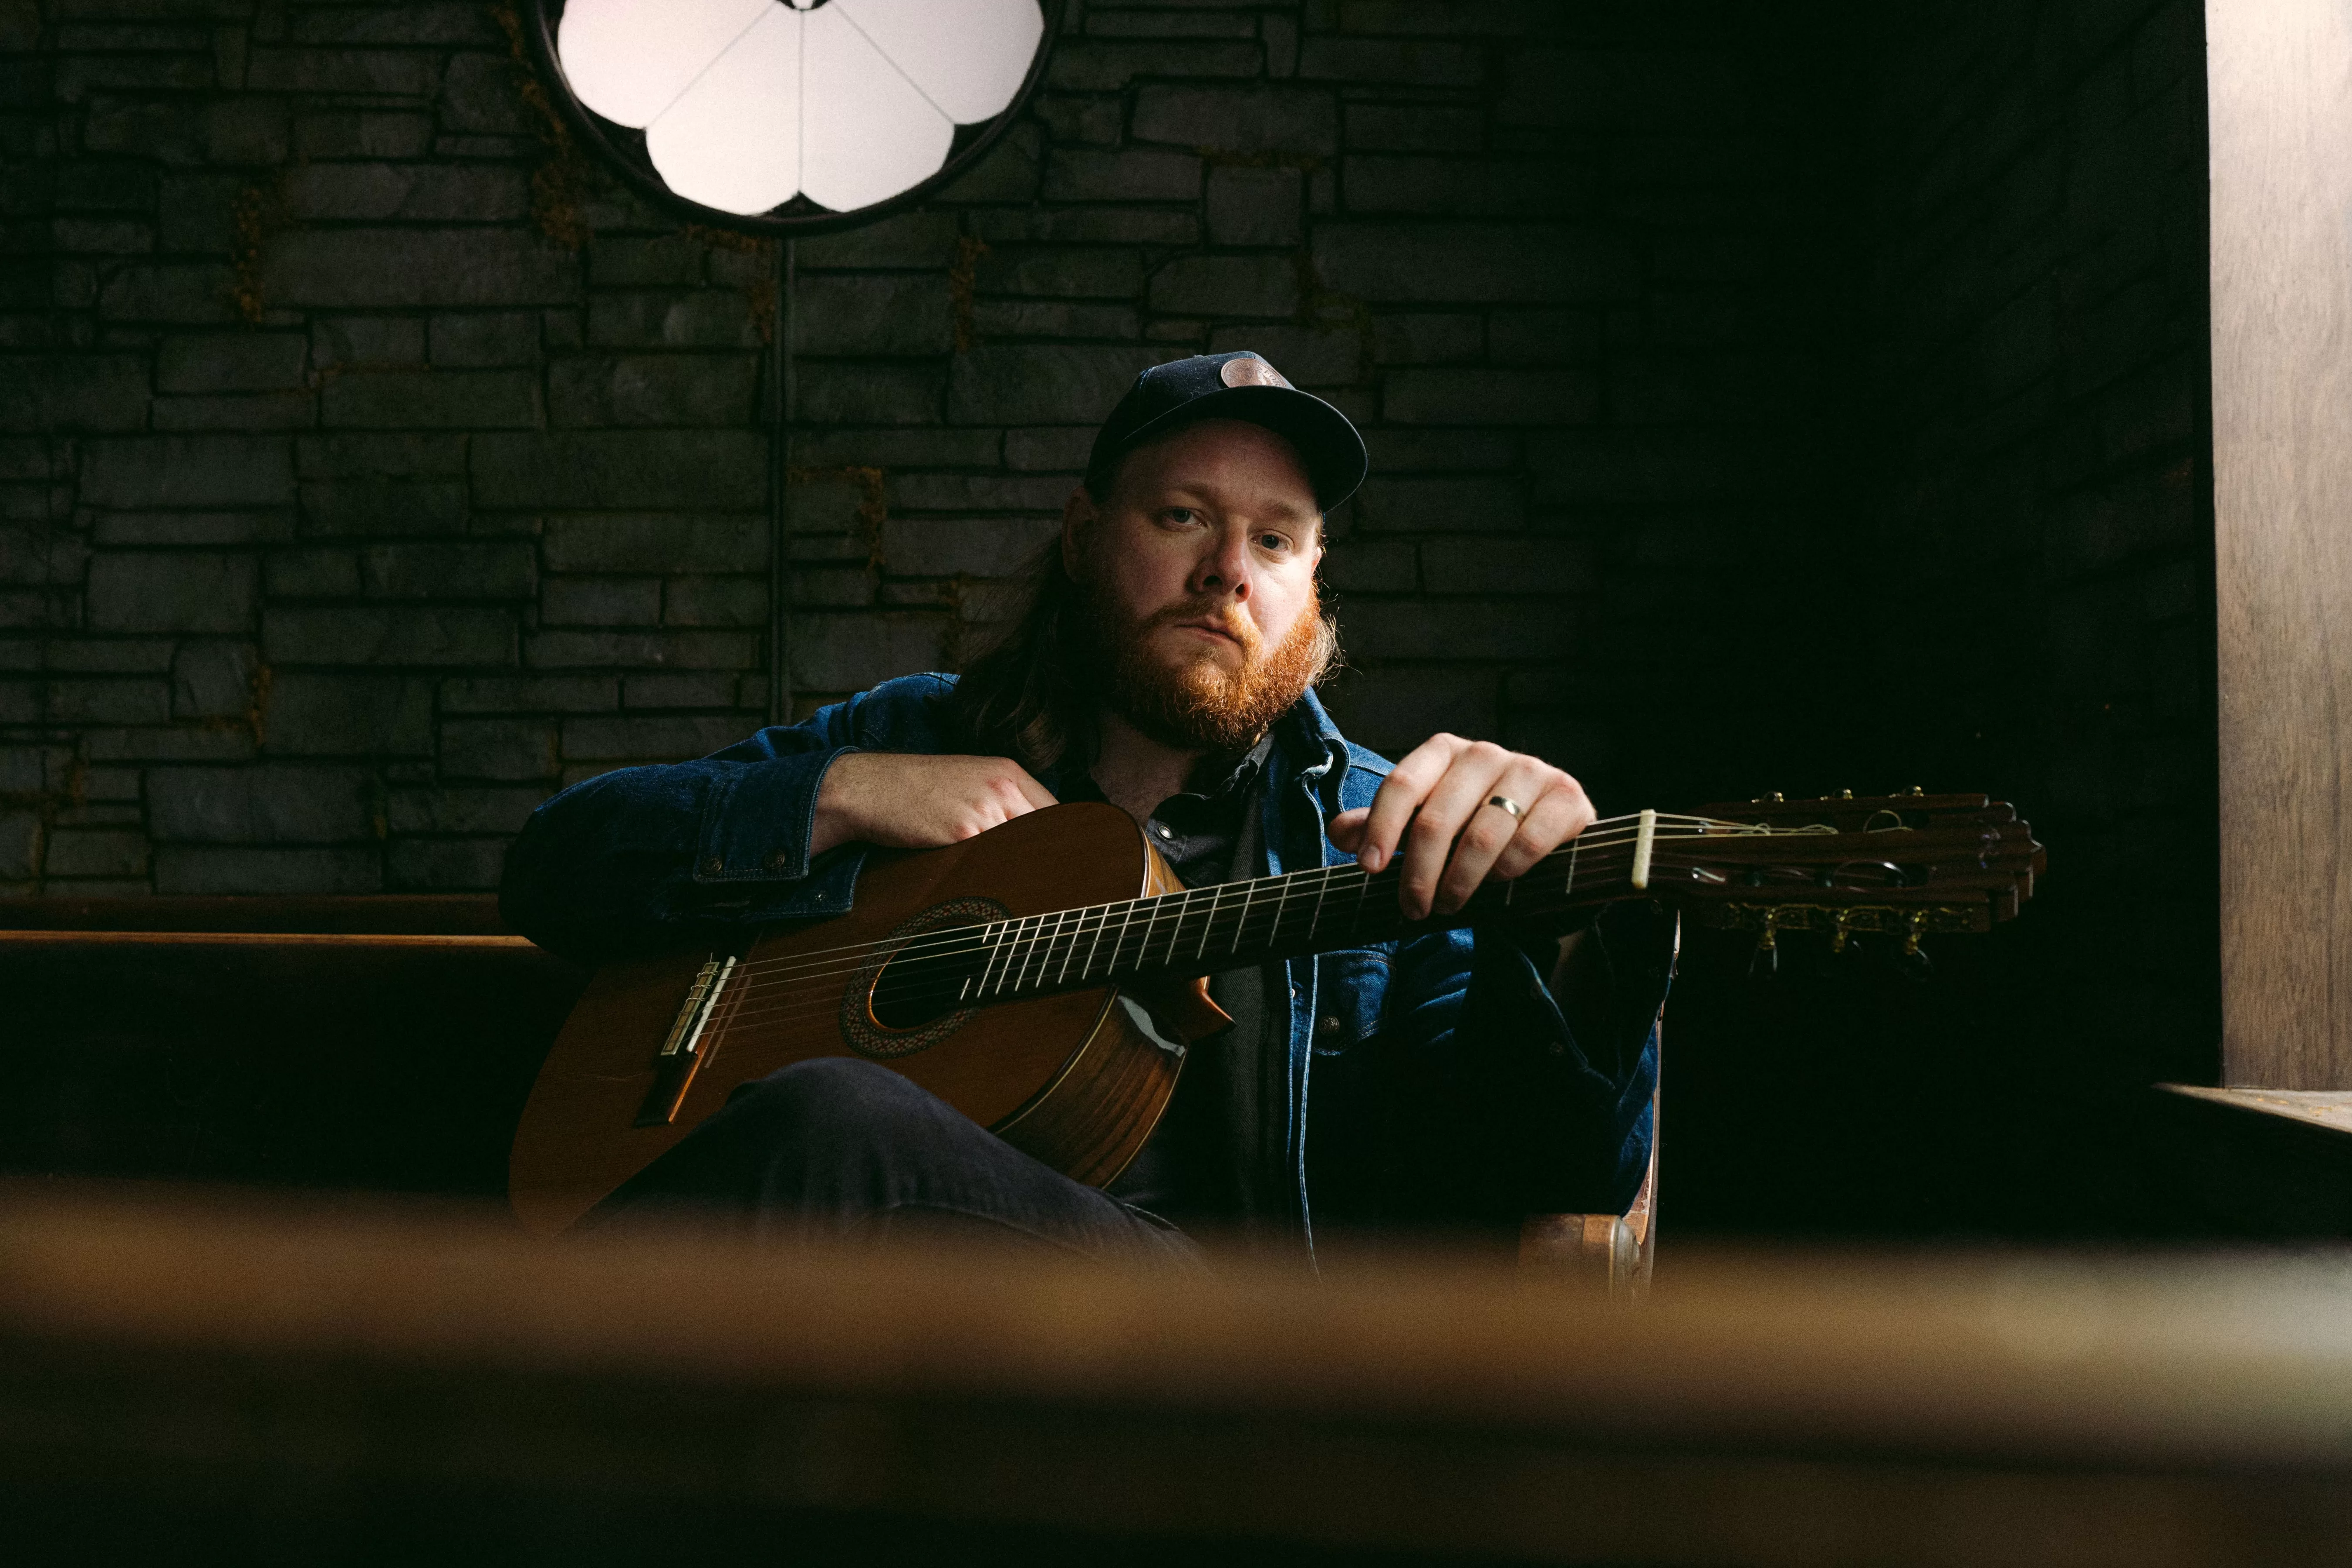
[{"x1": 808, "y1": 752, "x2": 1058, "y2": 858}]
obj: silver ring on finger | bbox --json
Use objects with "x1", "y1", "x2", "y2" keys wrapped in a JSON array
[{"x1": 1486, "y1": 794, "x2": 1524, "y2": 821}]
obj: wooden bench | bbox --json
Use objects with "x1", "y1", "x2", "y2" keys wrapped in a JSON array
[
  {"x1": 3, "y1": 896, "x2": 1660, "y2": 1277},
  {"x1": 0, "y1": 896, "x2": 584, "y2": 1197}
]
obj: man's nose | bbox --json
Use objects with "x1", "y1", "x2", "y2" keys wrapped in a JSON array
[{"x1": 1192, "y1": 528, "x2": 1253, "y2": 601}]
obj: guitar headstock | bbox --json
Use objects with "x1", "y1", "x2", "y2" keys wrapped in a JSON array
[{"x1": 1663, "y1": 789, "x2": 2045, "y2": 956}]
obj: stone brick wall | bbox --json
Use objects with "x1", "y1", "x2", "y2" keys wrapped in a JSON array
[
  {"x1": 1668, "y1": 0, "x2": 2218, "y2": 1238},
  {"x1": 2, "y1": 0, "x2": 1860, "y2": 897},
  {"x1": 1863, "y1": 0, "x2": 2211, "y2": 1028},
  {"x1": 1859, "y1": 0, "x2": 2217, "y2": 1224}
]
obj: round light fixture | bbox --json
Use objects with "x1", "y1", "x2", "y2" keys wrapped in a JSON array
[{"x1": 526, "y1": 0, "x2": 1059, "y2": 233}]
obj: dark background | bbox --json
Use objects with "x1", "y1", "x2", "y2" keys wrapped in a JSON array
[{"x1": 1, "y1": 0, "x2": 2221, "y2": 1240}]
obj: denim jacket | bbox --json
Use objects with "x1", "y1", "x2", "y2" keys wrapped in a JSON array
[{"x1": 500, "y1": 673, "x2": 1669, "y2": 1241}]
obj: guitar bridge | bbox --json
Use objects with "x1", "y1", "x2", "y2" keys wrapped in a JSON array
[{"x1": 633, "y1": 955, "x2": 736, "y2": 1128}]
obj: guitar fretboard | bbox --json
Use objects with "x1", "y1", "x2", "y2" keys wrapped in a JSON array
[{"x1": 956, "y1": 833, "x2": 1618, "y2": 1005}]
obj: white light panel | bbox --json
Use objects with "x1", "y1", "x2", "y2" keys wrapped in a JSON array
[{"x1": 556, "y1": 0, "x2": 1046, "y2": 217}]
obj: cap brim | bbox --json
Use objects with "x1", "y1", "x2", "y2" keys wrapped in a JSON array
[{"x1": 1121, "y1": 383, "x2": 1368, "y2": 512}]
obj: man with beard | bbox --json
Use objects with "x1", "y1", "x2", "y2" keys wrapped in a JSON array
[{"x1": 501, "y1": 351, "x2": 1669, "y2": 1264}]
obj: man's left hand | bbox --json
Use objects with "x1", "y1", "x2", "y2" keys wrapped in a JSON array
[{"x1": 1327, "y1": 734, "x2": 1595, "y2": 920}]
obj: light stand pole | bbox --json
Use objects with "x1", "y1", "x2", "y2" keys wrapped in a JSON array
[{"x1": 767, "y1": 238, "x2": 796, "y2": 728}]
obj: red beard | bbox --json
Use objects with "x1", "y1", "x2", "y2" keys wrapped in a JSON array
[{"x1": 1079, "y1": 572, "x2": 1332, "y2": 754}]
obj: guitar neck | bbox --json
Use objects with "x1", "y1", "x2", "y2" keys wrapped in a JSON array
[{"x1": 959, "y1": 811, "x2": 1664, "y2": 1007}]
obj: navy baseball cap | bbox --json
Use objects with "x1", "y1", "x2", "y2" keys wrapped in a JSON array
[{"x1": 1086, "y1": 350, "x2": 1368, "y2": 512}]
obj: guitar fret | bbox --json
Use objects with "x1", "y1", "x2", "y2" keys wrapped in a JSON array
[
  {"x1": 1038, "y1": 908, "x2": 1071, "y2": 991},
  {"x1": 1308, "y1": 866, "x2": 1332, "y2": 946},
  {"x1": 1194, "y1": 884, "x2": 1222, "y2": 962},
  {"x1": 1078, "y1": 902, "x2": 1106, "y2": 982},
  {"x1": 970, "y1": 922, "x2": 994, "y2": 997},
  {"x1": 990, "y1": 916, "x2": 1017, "y2": 996},
  {"x1": 1148, "y1": 891, "x2": 1173, "y2": 969},
  {"x1": 1164, "y1": 888, "x2": 1193, "y2": 967},
  {"x1": 1035, "y1": 907, "x2": 1063, "y2": 992},
  {"x1": 1008, "y1": 914, "x2": 1042, "y2": 995},
  {"x1": 983, "y1": 918, "x2": 1009, "y2": 996},
  {"x1": 1131, "y1": 896, "x2": 1154, "y2": 973},
  {"x1": 1036, "y1": 910, "x2": 1064, "y2": 988},
  {"x1": 965, "y1": 921, "x2": 998, "y2": 1000},
  {"x1": 1112, "y1": 899, "x2": 1139, "y2": 977},
  {"x1": 997, "y1": 915, "x2": 1021, "y2": 995},
  {"x1": 1231, "y1": 879, "x2": 1254, "y2": 955}
]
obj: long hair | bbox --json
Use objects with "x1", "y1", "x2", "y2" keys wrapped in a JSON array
[
  {"x1": 943, "y1": 541, "x2": 1098, "y2": 774},
  {"x1": 944, "y1": 534, "x2": 1344, "y2": 774}
]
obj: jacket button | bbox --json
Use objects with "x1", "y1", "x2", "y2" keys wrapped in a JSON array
[
  {"x1": 769, "y1": 852, "x2": 791, "y2": 871},
  {"x1": 1317, "y1": 1014, "x2": 1341, "y2": 1037},
  {"x1": 700, "y1": 857, "x2": 722, "y2": 875}
]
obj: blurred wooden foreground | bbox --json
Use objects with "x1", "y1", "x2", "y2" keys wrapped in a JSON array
[{"x1": 4, "y1": 1188, "x2": 2352, "y2": 1566}]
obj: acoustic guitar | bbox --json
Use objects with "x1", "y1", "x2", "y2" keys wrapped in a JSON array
[{"x1": 508, "y1": 790, "x2": 2043, "y2": 1232}]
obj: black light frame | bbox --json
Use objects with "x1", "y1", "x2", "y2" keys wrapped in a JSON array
[{"x1": 522, "y1": 0, "x2": 1066, "y2": 237}]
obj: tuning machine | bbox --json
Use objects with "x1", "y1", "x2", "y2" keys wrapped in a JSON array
[
  {"x1": 1898, "y1": 908, "x2": 1934, "y2": 980},
  {"x1": 1746, "y1": 906, "x2": 1784, "y2": 980}
]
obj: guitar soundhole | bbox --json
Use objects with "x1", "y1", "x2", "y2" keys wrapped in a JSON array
[{"x1": 841, "y1": 897, "x2": 1007, "y2": 1060}]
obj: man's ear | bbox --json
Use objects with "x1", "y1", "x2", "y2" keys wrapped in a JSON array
[{"x1": 1061, "y1": 485, "x2": 1095, "y2": 575}]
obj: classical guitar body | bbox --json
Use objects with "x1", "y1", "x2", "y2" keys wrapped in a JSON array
[{"x1": 508, "y1": 804, "x2": 1198, "y2": 1235}]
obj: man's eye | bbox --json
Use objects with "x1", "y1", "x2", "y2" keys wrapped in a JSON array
[
  {"x1": 1258, "y1": 532, "x2": 1289, "y2": 551},
  {"x1": 1165, "y1": 507, "x2": 1197, "y2": 525}
]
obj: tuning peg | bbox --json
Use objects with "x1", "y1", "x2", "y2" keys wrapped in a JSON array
[
  {"x1": 1751, "y1": 791, "x2": 1785, "y2": 804},
  {"x1": 1831, "y1": 908, "x2": 1858, "y2": 954},
  {"x1": 1897, "y1": 910, "x2": 1933, "y2": 980},
  {"x1": 1747, "y1": 934, "x2": 1778, "y2": 980}
]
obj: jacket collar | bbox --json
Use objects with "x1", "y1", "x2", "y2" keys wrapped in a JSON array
[{"x1": 1277, "y1": 684, "x2": 1348, "y2": 781}]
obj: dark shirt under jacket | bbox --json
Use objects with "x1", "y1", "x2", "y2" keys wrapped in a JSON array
[{"x1": 1051, "y1": 736, "x2": 1285, "y2": 1232}]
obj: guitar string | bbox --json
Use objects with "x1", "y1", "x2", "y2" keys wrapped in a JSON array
[
  {"x1": 707, "y1": 822, "x2": 2017, "y2": 1037},
  {"x1": 702, "y1": 845, "x2": 1784, "y2": 1041},
  {"x1": 701, "y1": 809, "x2": 1726, "y2": 990},
  {"x1": 711, "y1": 833, "x2": 2002, "y2": 1041},
  {"x1": 709, "y1": 813, "x2": 1685, "y2": 999},
  {"x1": 706, "y1": 810, "x2": 1973, "y2": 1024},
  {"x1": 707, "y1": 831, "x2": 2017, "y2": 1041},
  {"x1": 702, "y1": 818, "x2": 1683, "y2": 1008},
  {"x1": 703, "y1": 816, "x2": 1839, "y2": 1017},
  {"x1": 701, "y1": 842, "x2": 1757, "y2": 1038},
  {"x1": 703, "y1": 811, "x2": 1764, "y2": 1000},
  {"x1": 705, "y1": 831, "x2": 1713, "y2": 1030},
  {"x1": 706, "y1": 843, "x2": 1669, "y2": 1039}
]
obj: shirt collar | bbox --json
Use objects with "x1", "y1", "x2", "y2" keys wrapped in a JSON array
[
  {"x1": 1197, "y1": 730, "x2": 1276, "y2": 801},
  {"x1": 1044, "y1": 695, "x2": 1332, "y2": 802}
]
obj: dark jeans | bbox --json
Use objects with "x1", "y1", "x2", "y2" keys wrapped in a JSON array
[{"x1": 592, "y1": 1057, "x2": 1203, "y2": 1271}]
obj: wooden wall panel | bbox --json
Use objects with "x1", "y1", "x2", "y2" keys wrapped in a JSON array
[{"x1": 2208, "y1": 0, "x2": 2352, "y2": 1087}]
